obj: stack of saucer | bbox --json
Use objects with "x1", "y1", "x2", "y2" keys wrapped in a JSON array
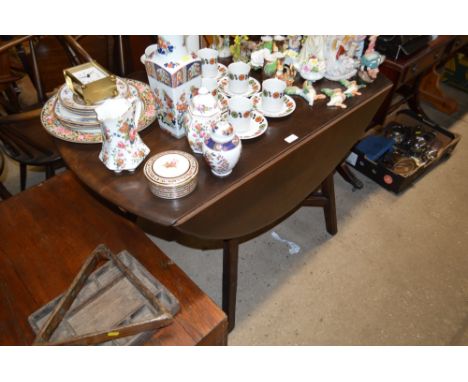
[{"x1": 54, "y1": 78, "x2": 130, "y2": 133}]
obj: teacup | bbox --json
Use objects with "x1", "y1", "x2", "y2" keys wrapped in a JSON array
[
  {"x1": 228, "y1": 62, "x2": 250, "y2": 95},
  {"x1": 262, "y1": 78, "x2": 286, "y2": 113},
  {"x1": 228, "y1": 96, "x2": 252, "y2": 134},
  {"x1": 201, "y1": 77, "x2": 218, "y2": 97},
  {"x1": 198, "y1": 48, "x2": 219, "y2": 78}
]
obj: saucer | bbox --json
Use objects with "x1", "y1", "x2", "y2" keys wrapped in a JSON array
[
  {"x1": 236, "y1": 111, "x2": 268, "y2": 140},
  {"x1": 251, "y1": 94, "x2": 296, "y2": 118},
  {"x1": 217, "y1": 63, "x2": 228, "y2": 79},
  {"x1": 218, "y1": 77, "x2": 261, "y2": 98}
]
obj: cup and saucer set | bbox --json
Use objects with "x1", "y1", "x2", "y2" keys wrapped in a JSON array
[
  {"x1": 203, "y1": 57, "x2": 296, "y2": 140},
  {"x1": 41, "y1": 77, "x2": 157, "y2": 144}
]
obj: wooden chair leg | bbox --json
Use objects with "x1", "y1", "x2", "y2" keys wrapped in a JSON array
[
  {"x1": 321, "y1": 174, "x2": 338, "y2": 235},
  {"x1": 336, "y1": 162, "x2": 363, "y2": 190},
  {"x1": 222, "y1": 239, "x2": 239, "y2": 333},
  {"x1": 19, "y1": 163, "x2": 27, "y2": 191},
  {"x1": 0, "y1": 181, "x2": 11, "y2": 200},
  {"x1": 45, "y1": 165, "x2": 55, "y2": 179}
]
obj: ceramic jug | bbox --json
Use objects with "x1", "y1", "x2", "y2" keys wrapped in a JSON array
[
  {"x1": 184, "y1": 87, "x2": 221, "y2": 154},
  {"x1": 95, "y1": 97, "x2": 150, "y2": 173}
]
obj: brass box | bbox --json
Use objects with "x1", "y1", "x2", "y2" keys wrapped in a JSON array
[{"x1": 63, "y1": 61, "x2": 118, "y2": 105}]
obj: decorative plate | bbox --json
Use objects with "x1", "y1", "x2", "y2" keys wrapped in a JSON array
[
  {"x1": 217, "y1": 63, "x2": 228, "y2": 80},
  {"x1": 237, "y1": 111, "x2": 268, "y2": 140},
  {"x1": 54, "y1": 100, "x2": 100, "y2": 127},
  {"x1": 58, "y1": 77, "x2": 129, "y2": 114},
  {"x1": 41, "y1": 79, "x2": 157, "y2": 144},
  {"x1": 251, "y1": 94, "x2": 296, "y2": 118},
  {"x1": 144, "y1": 150, "x2": 199, "y2": 200},
  {"x1": 218, "y1": 77, "x2": 261, "y2": 98}
]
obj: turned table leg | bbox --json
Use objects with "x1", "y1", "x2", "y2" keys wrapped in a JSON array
[
  {"x1": 222, "y1": 239, "x2": 239, "y2": 332},
  {"x1": 337, "y1": 162, "x2": 364, "y2": 190},
  {"x1": 321, "y1": 174, "x2": 338, "y2": 236}
]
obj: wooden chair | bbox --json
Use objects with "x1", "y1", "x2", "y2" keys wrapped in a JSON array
[
  {"x1": 0, "y1": 150, "x2": 11, "y2": 200},
  {"x1": 0, "y1": 36, "x2": 114, "y2": 191},
  {"x1": 0, "y1": 171, "x2": 227, "y2": 345}
]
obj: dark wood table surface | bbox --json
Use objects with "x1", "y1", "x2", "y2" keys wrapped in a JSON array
[
  {"x1": 0, "y1": 171, "x2": 227, "y2": 345},
  {"x1": 54, "y1": 71, "x2": 392, "y2": 330}
]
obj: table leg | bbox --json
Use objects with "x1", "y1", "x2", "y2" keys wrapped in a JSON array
[
  {"x1": 321, "y1": 174, "x2": 338, "y2": 236},
  {"x1": 222, "y1": 239, "x2": 239, "y2": 332}
]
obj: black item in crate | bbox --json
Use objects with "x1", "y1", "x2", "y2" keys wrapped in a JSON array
[{"x1": 347, "y1": 110, "x2": 460, "y2": 193}]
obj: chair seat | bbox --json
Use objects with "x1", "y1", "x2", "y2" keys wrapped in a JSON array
[
  {"x1": 0, "y1": 171, "x2": 227, "y2": 345},
  {"x1": 0, "y1": 108, "x2": 61, "y2": 166}
]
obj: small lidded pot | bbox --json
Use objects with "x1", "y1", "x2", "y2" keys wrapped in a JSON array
[
  {"x1": 202, "y1": 120, "x2": 242, "y2": 178},
  {"x1": 184, "y1": 87, "x2": 221, "y2": 154}
]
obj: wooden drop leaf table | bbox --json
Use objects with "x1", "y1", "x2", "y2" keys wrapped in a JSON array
[{"x1": 54, "y1": 73, "x2": 392, "y2": 331}]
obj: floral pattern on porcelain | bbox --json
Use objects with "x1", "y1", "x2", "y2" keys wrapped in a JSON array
[
  {"x1": 228, "y1": 73, "x2": 248, "y2": 81},
  {"x1": 262, "y1": 89, "x2": 283, "y2": 99},
  {"x1": 201, "y1": 57, "x2": 218, "y2": 65},
  {"x1": 96, "y1": 98, "x2": 150, "y2": 173},
  {"x1": 157, "y1": 36, "x2": 175, "y2": 55},
  {"x1": 202, "y1": 120, "x2": 242, "y2": 177},
  {"x1": 229, "y1": 110, "x2": 251, "y2": 119},
  {"x1": 41, "y1": 80, "x2": 156, "y2": 144}
]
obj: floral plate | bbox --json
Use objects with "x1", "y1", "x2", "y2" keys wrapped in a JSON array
[
  {"x1": 217, "y1": 91, "x2": 229, "y2": 114},
  {"x1": 41, "y1": 79, "x2": 157, "y2": 144},
  {"x1": 251, "y1": 94, "x2": 296, "y2": 118},
  {"x1": 217, "y1": 63, "x2": 228, "y2": 80},
  {"x1": 217, "y1": 77, "x2": 261, "y2": 98},
  {"x1": 236, "y1": 111, "x2": 268, "y2": 140},
  {"x1": 58, "y1": 77, "x2": 129, "y2": 115}
]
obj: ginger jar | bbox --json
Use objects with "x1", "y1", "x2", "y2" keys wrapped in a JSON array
[{"x1": 185, "y1": 87, "x2": 221, "y2": 154}]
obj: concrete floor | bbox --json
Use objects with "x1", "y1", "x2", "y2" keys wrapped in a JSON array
[{"x1": 1, "y1": 85, "x2": 467, "y2": 345}]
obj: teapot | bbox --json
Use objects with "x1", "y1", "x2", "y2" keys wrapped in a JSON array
[
  {"x1": 184, "y1": 87, "x2": 221, "y2": 154},
  {"x1": 95, "y1": 97, "x2": 150, "y2": 173}
]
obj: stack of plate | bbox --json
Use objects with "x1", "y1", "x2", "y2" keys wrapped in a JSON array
[
  {"x1": 41, "y1": 78, "x2": 158, "y2": 144},
  {"x1": 54, "y1": 78, "x2": 130, "y2": 133},
  {"x1": 144, "y1": 151, "x2": 199, "y2": 200}
]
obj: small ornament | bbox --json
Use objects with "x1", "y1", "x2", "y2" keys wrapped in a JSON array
[
  {"x1": 339, "y1": 79, "x2": 365, "y2": 97},
  {"x1": 358, "y1": 35, "x2": 385, "y2": 84},
  {"x1": 202, "y1": 120, "x2": 242, "y2": 177},
  {"x1": 321, "y1": 88, "x2": 347, "y2": 109},
  {"x1": 286, "y1": 80, "x2": 326, "y2": 106}
]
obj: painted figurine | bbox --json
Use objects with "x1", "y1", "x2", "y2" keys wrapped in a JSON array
[
  {"x1": 286, "y1": 81, "x2": 326, "y2": 106},
  {"x1": 340, "y1": 79, "x2": 365, "y2": 97},
  {"x1": 358, "y1": 35, "x2": 385, "y2": 84},
  {"x1": 321, "y1": 88, "x2": 347, "y2": 109}
]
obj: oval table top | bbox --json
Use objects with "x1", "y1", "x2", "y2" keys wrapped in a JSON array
[{"x1": 54, "y1": 72, "x2": 392, "y2": 241}]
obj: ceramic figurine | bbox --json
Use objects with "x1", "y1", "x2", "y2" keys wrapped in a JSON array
[
  {"x1": 95, "y1": 97, "x2": 150, "y2": 173},
  {"x1": 295, "y1": 36, "x2": 327, "y2": 82},
  {"x1": 261, "y1": 36, "x2": 273, "y2": 52},
  {"x1": 277, "y1": 64, "x2": 297, "y2": 86},
  {"x1": 230, "y1": 35, "x2": 249, "y2": 62},
  {"x1": 216, "y1": 35, "x2": 232, "y2": 58},
  {"x1": 323, "y1": 35, "x2": 359, "y2": 81},
  {"x1": 286, "y1": 81, "x2": 326, "y2": 106},
  {"x1": 184, "y1": 87, "x2": 221, "y2": 154},
  {"x1": 358, "y1": 35, "x2": 385, "y2": 84},
  {"x1": 202, "y1": 120, "x2": 242, "y2": 177},
  {"x1": 321, "y1": 88, "x2": 347, "y2": 109},
  {"x1": 340, "y1": 79, "x2": 364, "y2": 97},
  {"x1": 273, "y1": 35, "x2": 286, "y2": 53},
  {"x1": 250, "y1": 48, "x2": 270, "y2": 69},
  {"x1": 141, "y1": 35, "x2": 202, "y2": 138},
  {"x1": 287, "y1": 35, "x2": 302, "y2": 52}
]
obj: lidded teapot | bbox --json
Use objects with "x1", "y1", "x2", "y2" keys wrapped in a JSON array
[{"x1": 184, "y1": 87, "x2": 221, "y2": 154}]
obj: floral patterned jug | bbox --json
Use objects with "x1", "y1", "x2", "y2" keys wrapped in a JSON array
[{"x1": 95, "y1": 97, "x2": 150, "y2": 173}]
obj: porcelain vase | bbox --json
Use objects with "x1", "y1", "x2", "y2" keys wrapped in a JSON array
[
  {"x1": 203, "y1": 120, "x2": 242, "y2": 177},
  {"x1": 141, "y1": 35, "x2": 202, "y2": 139}
]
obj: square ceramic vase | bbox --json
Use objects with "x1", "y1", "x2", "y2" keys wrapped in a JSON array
[{"x1": 145, "y1": 55, "x2": 202, "y2": 139}]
